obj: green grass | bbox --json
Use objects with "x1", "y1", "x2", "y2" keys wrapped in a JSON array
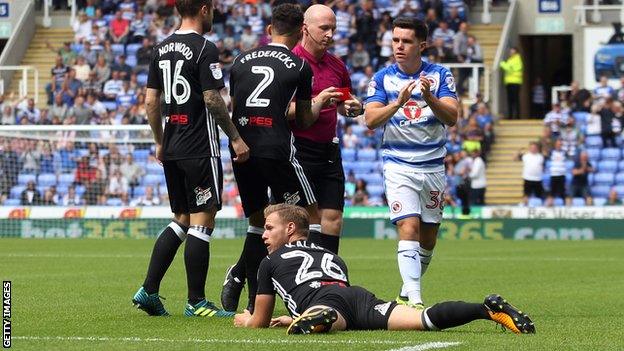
[{"x1": 1, "y1": 238, "x2": 623, "y2": 351}]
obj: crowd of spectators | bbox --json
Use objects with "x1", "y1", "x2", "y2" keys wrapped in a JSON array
[
  {"x1": 517, "y1": 76, "x2": 624, "y2": 207},
  {"x1": 1, "y1": 0, "x2": 496, "y2": 208}
]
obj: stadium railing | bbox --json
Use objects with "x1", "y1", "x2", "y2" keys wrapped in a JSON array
[
  {"x1": 0, "y1": 66, "x2": 40, "y2": 103},
  {"x1": 574, "y1": 1, "x2": 624, "y2": 26}
]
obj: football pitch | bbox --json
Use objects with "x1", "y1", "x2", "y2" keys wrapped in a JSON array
[{"x1": 1, "y1": 238, "x2": 623, "y2": 351}]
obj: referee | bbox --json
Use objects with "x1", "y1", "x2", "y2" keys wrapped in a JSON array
[{"x1": 290, "y1": 4, "x2": 363, "y2": 254}]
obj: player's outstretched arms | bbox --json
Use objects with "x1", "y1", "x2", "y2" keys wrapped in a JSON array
[
  {"x1": 146, "y1": 88, "x2": 164, "y2": 162},
  {"x1": 365, "y1": 81, "x2": 417, "y2": 130},
  {"x1": 203, "y1": 90, "x2": 250, "y2": 162},
  {"x1": 233, "y1": 294, "x2": 275, "y2": 328}
]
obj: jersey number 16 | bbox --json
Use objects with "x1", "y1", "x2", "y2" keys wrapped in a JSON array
[{"x1": 158, "y1": 59, "x2": 191, "y2": 104}]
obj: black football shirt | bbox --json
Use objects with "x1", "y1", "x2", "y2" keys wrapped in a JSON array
[
  {"x1": 147, "y1": 30, "x2": 224, "y2": 160},
  {"x1": 229, "y1": 43, "x2": 313, "y2": 160},
  {"x1": 257, "y1": 240, "x2": 350, "y2": 317}
]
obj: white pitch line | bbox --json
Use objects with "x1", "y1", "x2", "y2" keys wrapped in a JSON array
[
  {"x1": 13, "y1": 335, "x2": 429, "y2": 346},
  {"x1": 387, "y1": 341, "x2": 462, "y2": 351}
]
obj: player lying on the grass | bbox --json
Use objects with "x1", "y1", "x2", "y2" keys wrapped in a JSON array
[{"x1": 233, "y1": 204, "x2": 536, "y2": 335}]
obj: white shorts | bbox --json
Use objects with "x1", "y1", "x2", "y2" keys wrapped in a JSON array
[{"x1": 383, "y1": 167, "x2": 446, "y2": 224}]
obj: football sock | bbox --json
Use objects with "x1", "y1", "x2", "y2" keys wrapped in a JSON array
[
  {"x1": 422, "y1": 301, "x2": 490, "y2": 330},
  {"x1": 308, "y1": 224, "x2": 322, "y2": 245},
  {"x1": 320, "y1": 233, "x2": 340, "y2": 254},
  {"x1": 185, "y1": 225, "x2": 212, "y2": 305},
  {"x1": 418, "y1": 246, "x2": 433, "y2": 275},
  {"x1": 397, "y1": 240, "x2": 422, "y2": 304},
  {"x1": 143, "y1": 221, "x2": 188, "y2": 294},
  {"x1": 244, "y1": 227, "x2": 268, "y2": 303},
  {"x1": 230, "y1": 254, "x2": 245, "y2": 281}
]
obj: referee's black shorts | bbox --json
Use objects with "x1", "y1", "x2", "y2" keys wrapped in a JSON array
[
  {"x1": 294, "y1": 137, "x2": 345, "y2": 211},
  {"x1": 163, "y1": 157, "x2": 222, "y2": 214},
  {"x1": 232, "y1": 156, "x2": 316, "y2": 218},
  {"x1": 307, "y1": 284, "x2": 397, "y2": 330}
]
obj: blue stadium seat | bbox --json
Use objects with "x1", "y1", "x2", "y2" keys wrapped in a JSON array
[
  {"x1": 614, "y1": 185, "x2": 624, "y2": 197},
  {"x1": 527, "y1": 197, "x2": 543, "y2": 207},
  {"x1": 601, "y1": 147, "x2": 621, "y2": 160},
  {"x1": 111, "y1": 44, "x2": 125, "y2": 56},
  {"x1": 221, "y1": 150, "x2": 231, "y2": 162},
  {"x1": 586, "y1": 148, "x2": 601, "y2": 162},
  {"x1": 593, "y1": 197, "x2": 607, "y2": 206},
  {"x1": 103, "y1": 14, "x2": 114, "y2": 23},
  {"x1": 357, "y1": 149, "x2": 377, "y2": 161},
  {"x1": 37, "y1": 186, "x2": 47, "y2": 195},
  {"x1": 38, "y1": 173, "x2": 57, "y2": 187},
  {"x1": 593, "y1": 173, "x2": 615, "y2": 185},
  {"x1": 133, "y1": 149, "x2": 150, "y2": 161},
  {"x1": 367, "y1": 185, "x2": 385, "y2": 197},
  {"x1": 77, "y1": 148, "x2": 89, "y2": 157},
  {"x1": 587, "y1": 173, "x2": 594, "y2": 186},
  {"x1": 591, "y1": 185, "x2": 610, "y2": 198},
  {"x1": 553, "y1": 198, "x2": 565, "y2": 206},
  {"x1": 341, "y1": 148, "x2": 356, "y2": 162},
  {"x1": 351, "y1": 124, "x2": 367, "y2": 137},
  {"x1": 58, "y1": 173, "x2": 75, "y2": 187},
  {"x1": 133, "y1": 186, "x2": 146, "y2": 197},
  {"x1": 616, "y1": 172, "x2": 624, "y2": 184},
  {"x1": 103, "y1": 101, "x2": 118, "y2": 111},
  {"x1": 571, "y1": 197, "x2": 586, "y2": 206},
  {"x1": 619, "y1": 160, "x2": 624, "y2": 171},
  {"x1": 146, "y1": 162, "x2": 162, "y2": 175},
  {"x1": 126, "y1": 43, "x2": 142, "y2": 55},
  {"x1": 10, "y1": 186, "x2": 25, "y2": 199},
  {"x1": 565, "y1": 160, "x2": 575, "y2": 171},
  {"x1": 572, "y1": 112, "x2": 589, "y2": 125},
  {"x1": 126, "y1": 55, "x2": 137, "y2": 67},
  {"x1": 3, "y1": 198, "x2": 20, "y2": 206},
  {"x1": 585, "y1": 135, "x2": 603, "y2": 148},
  {"x1": 598, "y1": 160, "x2": 618, "y2": 173},
  {"x1": 137, "y1": 73, "x2": 148, "y2": 86},
  {"x1": 71, "y1": 43, "x2": 83, "y2": 53},
  {"x1": 220, "y1": 138, "x2": 229, "y2": 149},
  {"x1": 342, "y1": 161, "x2": 357, "y2": 174},
  {"x1": 352, "y1": 161, "x2": 378, "y2": 173},
  {"x1": 75, "y1": 185, "x2": 86, "y2": 196},
  {"x1": 56, "y1": 185, "x2": 68, "y2": 195},
  {"x1": 106, "y1": 198, "x2": 123, "y2": 206},
  {"x1": 542, "y1": 174, "x2": 551, "y2": 191},
  {"x1": 359, "y1": 173, "x2": 384, "y2": 186},
  {"x1": 18, "y1": 174, "x2": 37, "y2": 185},
  {"x1": 159, "y1": 185, "x2": 168, "y2": 195},
  {"x1": 142, "y1": 174, "x2": 163, "y2": 186}
]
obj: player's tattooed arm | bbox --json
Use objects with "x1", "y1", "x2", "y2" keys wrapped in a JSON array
[
  {"x1": 203, "y1": 89, "x2": 250, "y2": 162},
  {"x1": 146, "y1": 88, "x2": 164, "y2": 161}
]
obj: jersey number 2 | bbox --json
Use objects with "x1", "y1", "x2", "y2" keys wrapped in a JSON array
[
  {"x1": 158, "y1": 60, "x2": 191, "y2": 104},
  {"x1": 245, "y1": 66, "x2": 274, "y2": 107},
  {"x1": 281, "y1": 250, "x2": 347, "y2": 285}
]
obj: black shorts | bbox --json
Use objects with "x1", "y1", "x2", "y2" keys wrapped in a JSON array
[
  {"x1": 523, "y1": 180, "x2": 544, "y2": 198},
  {"x1": 549, "y1": 175, "x2": 566, "y2": 199},
  {"x1": 294, "y1": 137, "x2": 345, "y2": 211},
  {"x1": 307, "y1": 285, "x2": 397, "y2": 330},
  {"x1": 570, "y1": 184, "x2": 591, "y2": 198},
  {"x1": 163, "y1": 157, "x2": 222, "y2": 214},
  {"x1": 232, "y1": 156, "x2": 316, "y2": 217}
]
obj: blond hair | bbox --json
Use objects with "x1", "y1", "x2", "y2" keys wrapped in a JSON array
[{"x1": 264, "y1": 204, "x2": 309, "y2": 234}]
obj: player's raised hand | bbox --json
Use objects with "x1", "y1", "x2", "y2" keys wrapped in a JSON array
[
  {"x1": 344, "y1": 94, "x2": 363, "y2": 117},
  {"x1": 231, "y1": 137, "x2": 250, "y2": 163},
  {"x1": 397, "y1": 80, "x2": 417, "y2": 107},
  {"x1": 270, "y1": 315, "x2": 293, "y2": 328},
  {"x1": 316, "y1": 87, "x2": 344, "y2": 107},
  {"x1": 420, "y1": 72, "x2": 433, "y2": 101}
]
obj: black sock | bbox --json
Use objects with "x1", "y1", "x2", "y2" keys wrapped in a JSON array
[
  {"x1": 185, "y1": 226, "x2": 212, "y2": 305},
  {"x1": 308, "y1": 229, "x2": 322, "y2": 245},
  {"x1": 143, "y1": 221, "x2": 187, "y2": 294},
  {"x1": 320, "y1": 233, "x2": 340, "y2": 254},
  {"x1": 243, "y1": 233, "x2": 268, "y2": 307},
  {"x1": 423, "y1": 301, "x2": 490, "y2": 330},
  {"x1": 230, "y1": 251, "x2": 245, "y2": 280}
]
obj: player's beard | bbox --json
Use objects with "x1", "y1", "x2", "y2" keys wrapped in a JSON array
[{"x1": 201, "y1": 18, "x2": 212, "y2": 34}]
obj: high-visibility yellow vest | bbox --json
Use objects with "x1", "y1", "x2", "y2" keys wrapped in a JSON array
[{"x1": 500, "y1": 53, "x2": 523, "y2": 85}]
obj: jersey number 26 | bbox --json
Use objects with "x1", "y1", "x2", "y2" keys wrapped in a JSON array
[{"x1": 281, "y1": 250, "x2": 347, "y2": 285}]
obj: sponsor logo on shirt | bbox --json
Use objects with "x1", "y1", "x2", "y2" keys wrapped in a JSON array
[
  {"x1": 194, "y1": 186, "x2": 212, "y2": 206},
  {"x1": 283, "y1": 191, "x2": 301, "y2": 205},
  {"x1": 166, "y1": 114, "x2": 189, "y2": 125},
  {"x1": 374, "y1": 302, "x2": 392, "y2": 316}
]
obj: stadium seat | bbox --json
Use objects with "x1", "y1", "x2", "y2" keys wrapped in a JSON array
[
  {"x1": 527, "y1": 197, "x2": 543, "y2": 207},
  {"x1": 341, "y1": 148, "x2": 356, "y2": 162},
  {"x1": 159, "y1": 185, "x2": 168, "y2": 195},
  {"x1": 552, "y1": 198, "x2": 564, "y2": 206},
  {"x1": 137, "y1": 73, "x2": 148, "y2": 86},
  {"x1": 146, "y1": 162, "x2": 162, "y2": 175},
  {"x1": 585, "y1": 135, "x2": 603, "y2": 148},
  {"x1": 351, "y1": 124, "x2": 367, "y2": 137},
  {"x1": 133, "y1": 149, "x2": 150, "y2": 161},
  {"x1": 142, "y1": 174, "x2": 163, "y2": 186},
  {"x1": 3, "y1": 198, "x2": 20, "y2": 206},
  {"x1": 565, "y1": 160, "x2": 575, "y2": 171},
  {"x1": 75, "y1": 185, "x2": 86, "y2": 196},
  {"x1": 593, "y1": 197, "x2": 607, "y2": 206},
  {"x1": 591, "y1": 185, "x2": 610, "y2": 198},
  {"x1": 77, "y1": 148, "x2": 89, "y2": 157},
  {"x1": 71, "y1": 43, "x2": 83, "y2": 53},
  {"x1": 18, "y1": 174, "x2": 37, "y2": 185},
  {"x1": 56, "y1": 185, "x2": 68, "y2": 195},
  {"x1": 601, "y1": 148, "x2": 621, "y2": 160},
  {"x1": 614, "y1": 185, "x2": 624, "y2": 197},
  {"x1": 367, "y1": 185, "x2": 385, "y2": 197},
  {"x1": 38, "y1": 173, "x2": 57, "y2": 187},
  {"x1": 103, "y1": 101, "x2": 118, "y2": 111},
  {"x1": 111, "y1": 43, "x2": 125, "y2": 56},
  {"x1": 58, "y1": 173, "x2": 75, "y2": 187},
  {"x1": 126, "y1": 43, "x2": 142, "y2": 55},
  {"x1": 357, "y1": 149, "x2": 377, "y2": 161},
  {"x1": 352, "y1": 161, "x2": 378, "y2": 173},
  {"x1": 221, "y1": 150, "x2": 231, "y2": 162},
  {"x1": 619, "y1": 160, "x2": 624, "y2": 171},
  {"x1": 126, "y1": 55, "x2": 137, "y2": 67},
  {"x1": 593, "y1": 173, "x2": 615, "y2": 185},
  {"x1": 134, "y1": 186, "x2": 146, "y2": 197},
  {"x1": 220, "y1": 138, "x2": 229, "y2": 149},
  {"x1": 586, "y1": 148, "x2": 601, "y2": 162},
  {"x1": 572, "y1": 112, "x2": 589, "y2": 125},
  {"x1": 359, "y1": 173, "x2": 384, "y2": 186},
  {"x1": 342, "y1": 161, "x2": 357, "y2": 174},
  {"x1": 10, "y1": 186, "x2": 25, "y2": 199},
  {"x1": 598, "y1": 160, "x2": 618, "y2": 173},
  {"x1": 615, "y1": 172, "x2": 624, "y2": 184},
  {"x1": 106, "y1": 198, "x2": 123, "y2": 206},
  {"x1": 571, "y1": 197, "x2": 586, "y2": 206}
]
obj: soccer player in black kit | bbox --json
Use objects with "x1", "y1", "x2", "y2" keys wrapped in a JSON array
[
  {"x1": 233, "y1": 204, "x2": 536, "y2": 336},
  {"x1": 132, "y1": 0, "x2": 249, "y2": 317},
  {"x1": 220, "y1": 3, "x2": 343, "y2": 314}
]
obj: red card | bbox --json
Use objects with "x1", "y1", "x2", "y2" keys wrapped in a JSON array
[{"x1": 336, "y1": 87, "x2": 351, "y2": 101}]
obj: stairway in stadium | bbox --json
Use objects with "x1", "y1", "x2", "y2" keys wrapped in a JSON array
[
  {"x1": 469, "y1": 24, "x2": 503, "y2": 71},
  {"x1": 8, "y1": 27, "x2": 73, "y2": 108},
  {"x1": 486, "y1": 119, "x2": 543, "y2": 205}
]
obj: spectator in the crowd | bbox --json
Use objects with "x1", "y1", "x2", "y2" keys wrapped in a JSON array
[
  {"x1": 531, "y1": 77, "x2": 546, "y2": 119},
  {"x1": 46, "y1": 41, "x2": 77, "y2": 66},
  {"x1": 350, "y1": 42, "x2": 370, "y2": 72},
  {"x1": 446, "y1": 7, "x2": 463, "y2": 32},
  {"x1": 2, "y1": 143, "x2": 19, "y2": 189},
  {"x1": 342, "y1": 125, "x2": 359, "y2": 149},
  {"x1": 81, "y1": 41, "x2": 98, "y2": 67},
  {"x1": 239, "y1": 25, "x2": 258, "y2": 53},
  {"x1": 118, "y1": 0, "x2": 137, "y2": 17},
  {"x1": 41, "y1": 186, "x2": 60, "y2": 206},
  {"x1": 464, "y1": 35, "x2": 483, "y2": 63},
  {"x1": 93, "y1": 55, "x2": 111, "y2": 87},
  {"x1": 61, "y1": 185, "x2": 82, "y2": 206},
  {"x1": 120, "y1": 153, "x2": 144, "y2": 188},
  {"x1": 517, "y1": 141, "x2": 544, "y2": 206},
  {"x1": 20, "y1": 180, "x2": 41, "y2": 206},
  {"x1": 20, "y1": 141, "x2": 41, "y2": 174},
  {"x1": 545, "y1": 139, "x2": 567, "y2": 207},
  {"x1": 83, "y1": 70, "x2": 103, "y2": 98},
  {"x1": 47, "y1": 56, "x2": 69, "y2": 105},
  {"x1": 103, "y1": 71, "x2": 124, "y2": 101},
  {"x1": 567, "y1": 80, "x2": 592, "y2": 113},
  {"x1": 611, "y1": 100, "x2": 623, "y2": 138},
  {"x1": 62, "y1": 69, "x2": 83, "y2": 106},
  {"x1": 453, "y1": 150, "x2": 472, "y2": 216},
  {"x1": 377, "y1": 23, "x2": 393, "y2": 67},
  {"x1": 154, "y1": 22, "x2": 174, "y2": 44},
  {"x1": 560, "y1": 116, "x2": 582, "y2": 158},
  {"x1": 100, "y1": 40, "x2": 115, "y2": 65},
  {"x1": 75, "y1": 156, "x2": 96, "y2": 185},
  {"x1": 599, "y1": 97, "x2": 617, "y2": 147},
  {"x1": 73, "y1": 12, "x2": 92, "y2": 43},
  {"x1": 107, "y1": 169, "x2": 129, "y2": 198},
  {"x1": 462, "y1": 117, "x2": 483, "y2": 153},
  {"x1": 115, "y1": 80, "x2": 136, "y2": 108},
  {"x1": 73, "y1": 56, "x2": 91, "y2": 82},
  {"x1": 132, "y1": 185, "x2": 161, "y2": 206},
  {"x1": 537, "y1": 126, "x2": 553, "y2": 157},
  {"x1": 354, "y1": 4, "x2": 376, "y2": 52},
  {"x1": 474, "y1": 103, "x2": 494, "y2": 152},
  {"x1": 85, "y1": 93, "x2": 107, "y2": 117},
  {"x1": 607, "y1": 188, "x2": 622, "y2": 205},
  {"x1": 70, "y1": 95, "x2": 93, "y2": 124},
  {"x1": 1, "y1": 104, "x2": 14, "y2": 125},
  {"x1": 17, "y1": 99, "x2": 41, "y2": 124},
  {"x1": 424, "y1": 8, "x2": 439, "y2": 36},
  {"x1": 112, "y1": 55, "x2": 133, "y2": 81},
  {"x1": 585, "y1": 102, "x2": 602, "y2": 136},
  {"x1": 40, "y1": 143, "x2": 55, "y2": 174},
  {"x1": 432, "y1": 21, "x2": 455, "y2": 49},
  {"x1": 109, "y1": 11, "x2": 130, "y2": 44},
  {"x1": 568, "y1": 151, "x2": 594, "y2": 206},
  {"x1": 84, "y1": 168, "x2": 107, "y2": 205},
  {"x1": 134, "y1": 38, "x2": 153, "y2": 74},
  {"x1": 129, "y1": 10, "x2": 148, "y2": 43},
  {"x1": 452, "y1": 22, "x2": 468, "y2": 59},
  {"x1": 500, "y1": 47, "x2": 523, "y2": 119},
  {"x1": 544, "y1": 102, "x2": 567, "y2": 138},
  {"x1": 425, "y1": 37, "x2": 455, "y2": 63},
  {"x1": 469, "y1": 149, "x2": 486, "y2": 205},
  {"x1": 352, "y1": 179, "x2": 369, "y2": 206},
  {"x1": 593, "y1": 75, "x2": 614, "y2": 100}
]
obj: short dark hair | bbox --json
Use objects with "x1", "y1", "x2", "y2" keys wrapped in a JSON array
[
  {"x1": 392, "y1": 17, "x2": 428, "y2": 42},
  {"x1": 175, "y1": 0, "x2": 212, "y2": 18},
  {"x1": 271, "y1": 3, "x2": 304, "y2": 35}
]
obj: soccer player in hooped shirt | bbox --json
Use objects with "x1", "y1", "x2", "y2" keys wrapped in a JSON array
[
  {"x1": 232, "y1": 204, "x2": 535, "y2": 336},
  {"x1": 132, "y1": 0, "x2": 249, "y2": 317},
  {"x1": 364, "y1": 17, "x2": 459, "y2": 309}
]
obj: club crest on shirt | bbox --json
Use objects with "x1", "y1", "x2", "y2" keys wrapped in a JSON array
[
  {"x1": 367, "y1": 80, "x2": 376, "y2": 97},
  {"x1": 445, "y1": 76, "x2": 456, "y2": 93},
  {"x1": 194, "y1": 186, "x2": 212, "y2": 206},
  {"x1": 391, "y1": 201, "x2": 402, "y2": 213},
  {"x1": 209, "y1": 63, "x2": 223, "y2": 80},
  {"x1": 283, "y1": 191, "x2": 301, "y2": 205},
  {"x1": 402, "y1": 100, "x2": 423, "y2": 121}
]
